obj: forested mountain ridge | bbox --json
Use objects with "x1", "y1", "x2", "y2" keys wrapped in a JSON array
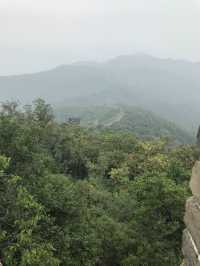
[
  {"x1": 0, "y1": 54, "x2": 200, "y2": 132},
  {"x1": 0, "y1": 99, "x2": 196, "y2": 265},
  {"x1": 55, "y1": 105, "x2": 194, "y2": 144}
]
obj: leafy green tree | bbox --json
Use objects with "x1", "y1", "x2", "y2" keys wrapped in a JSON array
[
  {"x1": 0, "y1": 100, "x2": 194, "y2": 265},
  {"x1": 0, "y1": 156, "x2": 59, "y2": 266},
  {"x1": 125, "y1": 175, "x2": 188, "y2": 266}
]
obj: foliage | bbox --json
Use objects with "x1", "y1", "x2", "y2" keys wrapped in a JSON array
[{"x1": 0, "y1": 100, "x2": 195, "y2": 265}]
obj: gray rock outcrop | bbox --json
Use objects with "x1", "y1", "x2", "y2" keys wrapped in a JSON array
[{"x1": 182, "y1": 162, "x2": 200, "y2": 265}]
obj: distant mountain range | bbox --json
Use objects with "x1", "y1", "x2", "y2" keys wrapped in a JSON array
[
  {"x1": 55, "y1": 105, "x2": 194, "y2": 144},
  {"x1": 0, "y1": 54, "x2": 200, "y2": 133}
]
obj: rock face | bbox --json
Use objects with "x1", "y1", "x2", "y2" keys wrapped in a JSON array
[
  {"x1": 182, "y1": 161, "x2": 200, "y2": 266},
  {"x1": 190, "y1": 162, "x2": 200, "y2": 197}
]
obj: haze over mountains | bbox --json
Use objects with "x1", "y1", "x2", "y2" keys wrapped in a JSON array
[{"x1": 1, "y1": 54, "x2": 200, "y2": 133}]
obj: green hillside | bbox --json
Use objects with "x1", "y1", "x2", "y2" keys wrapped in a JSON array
[
  {"x1": 55, "y1": 105, "x2": 194, "y2": 144},
  {"x1": 1, "y1": 54, "x2": 200, "y2": 132},
  {"x1": 0, "y1": 100, "x2": 195, "y2": 265}
]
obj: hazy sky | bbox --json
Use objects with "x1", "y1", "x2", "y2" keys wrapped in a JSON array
[{"x1": 1, "y1": 0, "x2": 200, "y2": 75}]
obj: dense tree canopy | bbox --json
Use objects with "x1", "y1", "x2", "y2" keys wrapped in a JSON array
[{"x1": 0, "y1": 100, "x2": 196, "y2": 265}]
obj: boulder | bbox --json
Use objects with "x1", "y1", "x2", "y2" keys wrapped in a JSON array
[
  {"x1": 182, "y1": 229, "x2": 200, "y2": 266},
  {"x1": 182, "y1": 161, "x2": 200, "y2": 266},
  {"x1": 184, "y1": 197, "x2": 200, "y2": 251},
  {"x1": 190, "y1": 162, "x2": 200, "y2": 196}
]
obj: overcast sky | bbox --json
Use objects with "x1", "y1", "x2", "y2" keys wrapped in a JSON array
[{"x1": 1, "y1": 0, "x2": 200, "y2": 75}]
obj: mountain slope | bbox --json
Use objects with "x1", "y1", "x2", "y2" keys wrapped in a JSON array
[
  {"x1": 55, "y1": 105, "x2": 194, "y2": 144},
  {"x1": 1, "y1": 54, "x2": 200, "y2": 132}
]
